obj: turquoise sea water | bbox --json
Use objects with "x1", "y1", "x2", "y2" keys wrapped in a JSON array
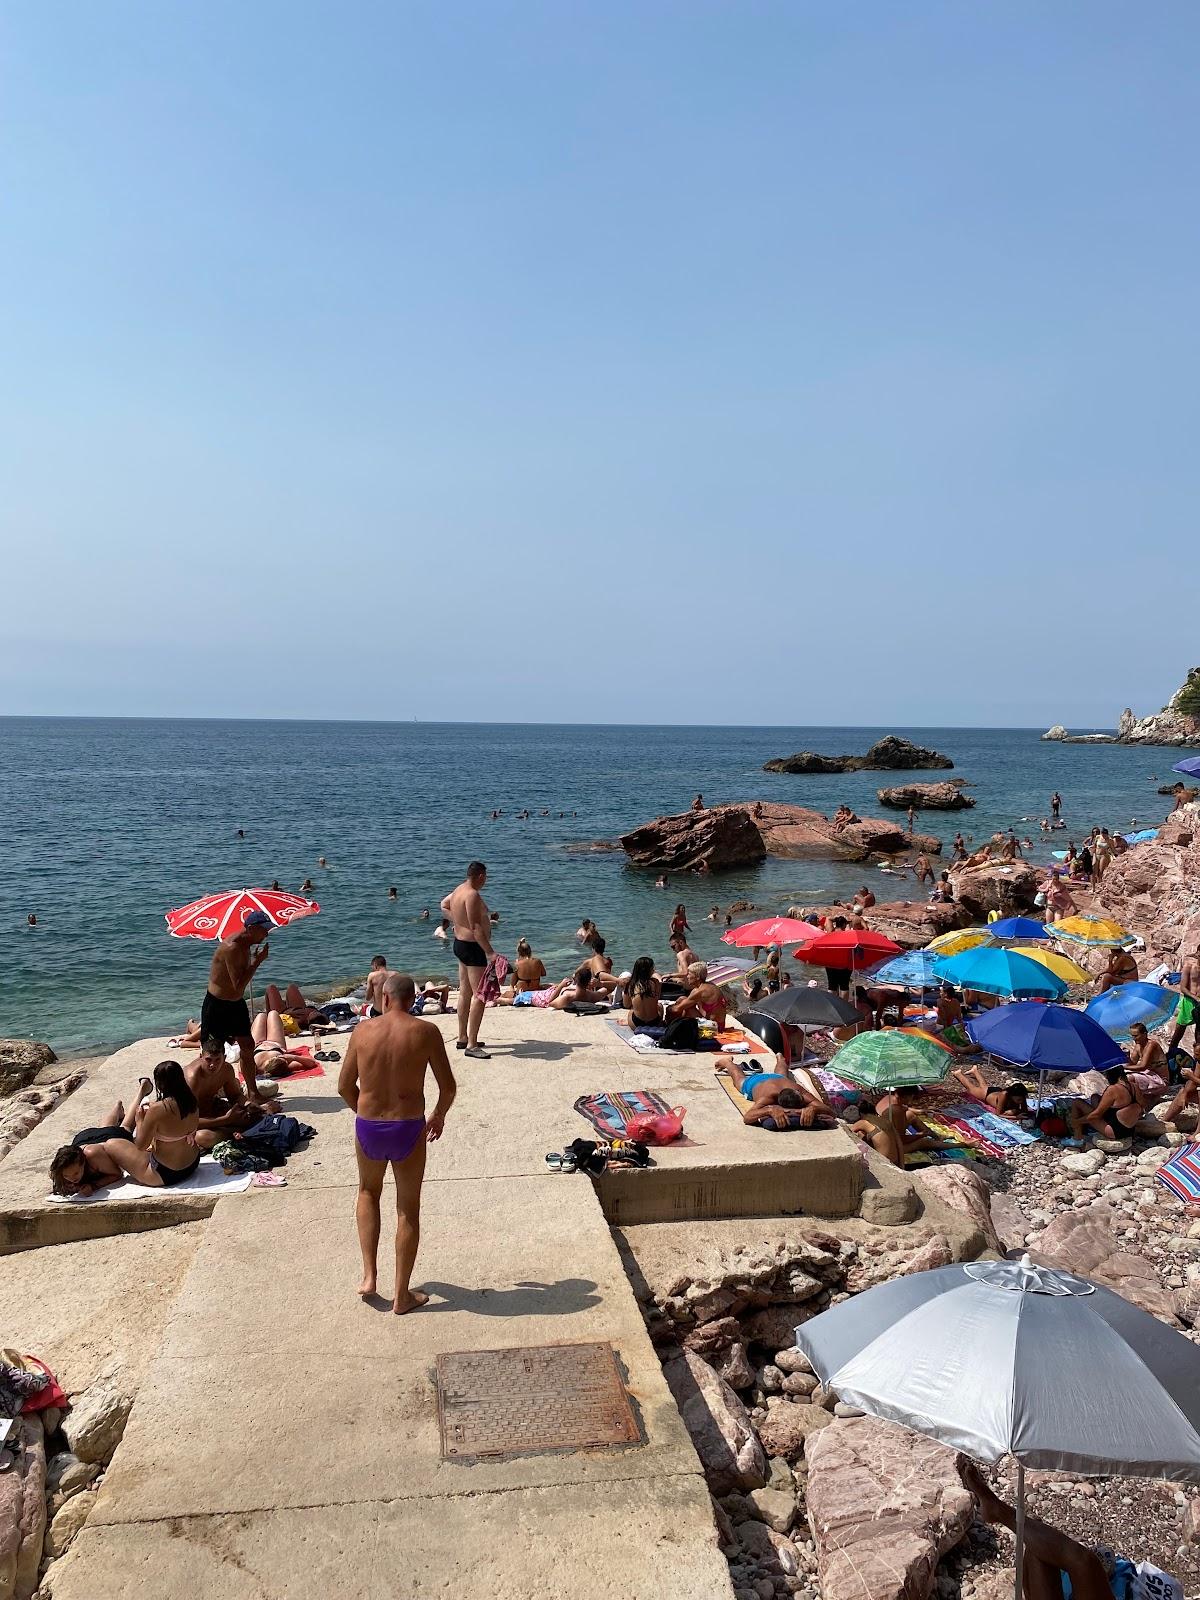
[{"x1": 0, "y1": 718, "x2": 1187, "y2": 1056}]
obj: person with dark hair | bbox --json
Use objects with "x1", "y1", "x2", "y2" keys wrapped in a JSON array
[
  {"x1": 1068, "y1": 1064, "x2": 1145, "y2": 1143},
  {"x1": 185, "y1": 1035, "x2": 270, "y2": 1149},
  {"x1": 717, "y1": 1055, "x2": 831, "y2": 1130},
  {"x1": 583, "y1": 935, "x2": 620, "y2": 995},
  {"x1": 950, "y1": 1064, "x2": 1030, "y2": 1119},
  {"x1": 365, "y1": 955, "x2": 390, "y2": 1016},
  {"x1": 440, "y1": 861, "x2": 494, "y2": 1058},
  {"x1": 625, "y1": 956, "x2": 663, "y2": 1031},
  {"x1": 670, "y1": 904, "x2": 690, "y2": 940},
  {"x1": 49, "y1": 1077, "x2": 154, "y2": 1196},
  {"x1": 52, "y1": 1062, "x2": 202, "y2": 1191},
  {"x1": 202, "y1": 909, "x2": 273, "y2": 1103}
]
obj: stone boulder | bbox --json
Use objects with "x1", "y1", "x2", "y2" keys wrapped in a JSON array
[
  {"x1": 988, "y1": 1193, "x2": 1033, "y2": 1254},
  {"x1": 914, "y1": 1166, "x2": 1000, "y2": 1254},
  {"x1": 757, "y1": 1398, "x2": 835, "y2": 1461},
  {"x1": 1042, "y1": 725, "x2": 1068, "y2": 741},
  {"x1": 1030, "y1": 1201, "x2": 1178, "y2": 1322},
  {"x1": 62, "y1": 1361, "x2": 134, "y2": 1465},
  {"x1": 1117, "y1": 668, "x2": 1200, "y2": 745},
  {"x1": 0, "y1": 1415, "x2": 46, "y2": 1600},
  {"x1": 0, "y1": 1040, "x2": 56, "y2": 1096},
  {"x1": 1074, "y1": 806, "x2": 1200, "y2": 966},
  {"x1": 44, "y1": 1488, "x2": 96, "y2": 1559},
  {"x1": 805, "y1": 1415, "x2": 974, "y2": 1600},
  {"x1": 877, "y1": 782, "x2": 975, "y2": 811},
  {"x1": 619, "y1": 806, "x2": 766, "y2": 873},
  {"x1": 949, "y1": 860, "x2": 1041, "y2": 918},
  {"x1": 662, "y1": 1348, "x2": 769, "y2": 1495},
  {"x1": 764, "y1": 737, "x2": 953, "y2": 775},
  {"x1": 846, "y1": 1233, "x2": 954, "y2": 1293}
]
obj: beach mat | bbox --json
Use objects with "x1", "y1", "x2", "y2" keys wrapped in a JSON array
[
  {"x1": 274, "y1": 1062, "x2": 326, "y2": 1081},
  {"x1": 573, "y1": 1089, "x2": 698, "y2": 1146},
  {"x1": 49, "y1": 1157, "x2": 255, "y2": 1205}
]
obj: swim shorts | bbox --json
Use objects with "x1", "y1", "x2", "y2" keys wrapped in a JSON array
[
  {"x1": 738, "y1": 1071, "x2": 784, "y2": 1100},
  {"x1": 201, "y1": 991, "x2": 252, "y2": 1042},
  {"x1": 73, "y1": 1126, "x2": 134, "y2": 1148},
  {"x1": 452, "y1": 938, "x2": 488, "y2": 968},
  {"x1": 1178, "y1": 996, "x2": 1197, "y2": 1027}
]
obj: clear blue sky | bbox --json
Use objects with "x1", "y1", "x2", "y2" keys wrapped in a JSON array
[{"x1": 2, "y1": 3, "x2": 1196, "y2": 725}]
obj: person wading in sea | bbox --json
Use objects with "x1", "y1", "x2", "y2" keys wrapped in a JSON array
[
  {"x1": 440, "y1": 861, "x2": 495, "y2": 1058},
  {"x1": 338, "y1": 973, "x2": 456, "y2": 1314},
  {"x1": 201, "y1": 910, "x2": 273, "y2": 1103}
]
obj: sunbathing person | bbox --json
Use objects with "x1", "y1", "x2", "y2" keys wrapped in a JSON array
[
  {"x1": 250, "y1": 1009, "x2": 315, "y2": 1077},
  {"x1": 49, "y1": 1077, "x2": 154, "y2": 1195},
  {"x1": 411, "y1": 980, "x2": 450, "y2": 1014},
  {"x1": 668, "y1": 962, "x2": 728, "y2": 1030},
  {"x1": 51, "y1": 1062, "x2": 202, "y2": 1191},
  {"x1": 1125, "y1": 1021, "x2": 1168, "y2": 1101},
  {"x1": 1162, "y1": 1054, "x2": 1200, "y2": 1128},
  {"x1": 950, "y1": 1065, "x2": 1029, "y2": 1118},
  {"x1": 625, "y1": 955, "x2": 663, "y2": 1032},
  {"x1": 852, "y1": 1086, "x2": 953, "y2": 1167},
  {"x1": 168, "y1": 1019, "x2": 204, "y2": 1049},
  {"x1": 263, "y1": 982, "x2": 327, "y2": 1031},
  {"x1": 583, "y1": 937, "x2": 621, "y2": 995},
  {"x1": 1095, "y1": 946, "x2": 1139, "y2": 994},
  {"x1": 512, "y1": 937, "x2": 548, "y2": 993},
  {"x1": 960, "y1": 1461, "x2": 1113, "y2": 1600},
  {"x1": 718, "y1": 1055, "x2": 832, "y2": 1130},
  {"x1": 185, "y1": 1036, "x2": 272, "y2": 1151},
  {"x1": 1068, "y1": 1064, "x2": 1145, "y2": 1143}
]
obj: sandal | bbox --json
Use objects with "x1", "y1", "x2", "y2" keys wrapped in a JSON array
[
  {"x1": 456, "y1": 1040, "x2": 487, "y2": 1051},
  {"x1": 463, "y1": 1046, "x2": 491, "y2": 1059}
]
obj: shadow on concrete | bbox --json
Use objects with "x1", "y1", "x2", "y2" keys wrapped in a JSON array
[
  {"x1": 495, "y1": 1042, "x2": 580, "y2": 1062},
  {"x1": 417, "y1": 1277, "x2": 601, "y2": 1316}
]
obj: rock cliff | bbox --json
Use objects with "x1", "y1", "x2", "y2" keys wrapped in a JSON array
[
  {"x1": 618, "y1": 803, "x2": 941, "y2": 872},
  {"x1": 1117, "y1": 667, "x2": 1200, "y2": 745},
  {"x1": 1076, "y1": 803, "x2": 1200, "y2": 963},
  {"x1": 763, "y1": 737, "x2": 953, "y2": 775}
]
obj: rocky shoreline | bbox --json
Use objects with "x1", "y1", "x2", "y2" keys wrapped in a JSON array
[{"x1": 1044, "y1": 666, "x2": 1200, "y2": 747}]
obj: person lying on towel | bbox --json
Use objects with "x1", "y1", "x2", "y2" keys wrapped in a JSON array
[{"x1": 717, "y1": 1055, "x2": 833, "y2": 1130}]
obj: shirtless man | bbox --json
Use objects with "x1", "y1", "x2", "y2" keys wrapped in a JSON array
[
  {"x1": 719, "y1": 1055, "x2": 832, "y2": 1130},
  {"x1": 338, "y1": 973, "x2": 456, "y2": 1314},
  {"x1": 185, "y1": 1036, "x2": 267, "y2": 1150},
  {"x1": 364, "y1": 954, "x2": 389, "y2": 1015},
  {"x1": 913, "y1": 854, "x2": 934, "y2": 886},
  {"x1": 1167, "y1": 946, "x2": 1200, "y2": 1058},
  {"x1": 201, "y1": 910, "x2": 273, "y2": 1103},
  {"x1": 668, "y1": 934, "x2": 698, "y2": 974},
  {"x1": 440, "y1": 862, "x2": 493, "y2": 1059}
]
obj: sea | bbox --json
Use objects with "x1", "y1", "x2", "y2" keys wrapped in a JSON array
[{"x1": 0, "y1": 718, "x2": 1187, "y2": 1058}]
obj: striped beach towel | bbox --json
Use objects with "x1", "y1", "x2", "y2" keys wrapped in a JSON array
[
  {"x1": 1155, "y1": 1141, "x2": 1200, "y2": 1205},
  {"x1": 574, "y1": 1089, "x2": 675, "y2": 1140}
]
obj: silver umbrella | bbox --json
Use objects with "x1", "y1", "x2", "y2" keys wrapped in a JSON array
[{"x1": 794, "y1": 1257, "x2": 1200, "y2": 1600}]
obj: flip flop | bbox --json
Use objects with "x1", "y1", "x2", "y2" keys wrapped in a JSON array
[
  {"x1": 463, "y1": 1046, "x2": 491, "y2": 1059},
  {"x1": 456, "y1": 1040, "x2": 487, "y2": 1051}
]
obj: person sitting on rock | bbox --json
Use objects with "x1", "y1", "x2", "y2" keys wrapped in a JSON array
[
  {"x1": 850, "y1": 1085, "x2": 953, "y2": 1167},
  {"x1": 831, "y1": 804, "x2": 855, "y2": 834},
  {"x1": 718, "y1": 1055, "x2": 832, "y2": 1130},
  {"x1": 1124, "y1": 1021, "x2": 1168, "y2": 1100},
  {"x1": 929, "y1": 871, "x2": 954, "y2": 904},
  {"x1": 950, "y1": 1064, "x2": 1029, "y2": 1118},
  {"x1": 960, "y1": 1461, "x2": 1115, "y2": 1600},
  {"x1": 1094, "y1": 946, "x2": 1139, "y2": 994},
  {"x1": 1067, "y1": 1064, "x2": 1145, "y2": 1144}
]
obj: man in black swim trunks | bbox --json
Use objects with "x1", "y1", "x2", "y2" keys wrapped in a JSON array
[
  {"x1": 440, "y1": 862, "x2": 494, "y2": 1058},
  {"x1": 201, "y1": 909, "x2": 273, "y2": 1103}
]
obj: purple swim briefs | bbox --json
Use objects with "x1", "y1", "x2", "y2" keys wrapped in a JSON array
[{"x1": 355, "y1": 1116, "x2": 426, "y2": 1162}]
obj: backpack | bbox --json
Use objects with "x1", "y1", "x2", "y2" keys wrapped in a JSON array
[{"x1": 237, "y1": 1114, "x2": 315, "y2": 1166}]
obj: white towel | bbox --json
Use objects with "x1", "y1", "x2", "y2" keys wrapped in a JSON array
[{"x1": 49, "y1": 1157, "x2": 254, "y2": 1204}]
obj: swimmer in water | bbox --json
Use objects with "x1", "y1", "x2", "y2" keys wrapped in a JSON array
[{"x1": 388, "y1": 887, "x2": 398, "y2": 900}]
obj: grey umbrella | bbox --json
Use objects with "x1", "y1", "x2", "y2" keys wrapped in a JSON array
[
  {"x1": 794, "y1": 1257, "x2": 1200, "y2": 1600},
  {"x1": 743, "y1": 988, "x2": 860, "y2": 1029}
]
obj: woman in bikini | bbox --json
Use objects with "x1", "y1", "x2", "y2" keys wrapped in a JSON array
[
  {"x1": 1068, "y1": 1064, "x2": 1145, "y2": 1143},
  {"x1": 49, "y1": 1077, "x2": 155, "y2": 1196},
  {"x1": 88, "y1": 1061, "x2": 202, "y2": 1188},
  {"x1": 625, "y1": 956, "x2": 664, "y2": 1033},
  {"x1": 950, "y1": 1065, "x2": 1029, "y2": 1118},
  {"x1": 669, "y1": 905, "x2": 689, "y2": 941}
]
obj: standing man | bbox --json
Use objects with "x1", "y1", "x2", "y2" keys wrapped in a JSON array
[
  {"x1": 201, "y1": 910, "x2": 273, "y2": 1103},
  {"x1": 338, "y1": 973, "x2": 456, "y2": 1314},
  {"x1": 1168, "y1": 945, "x2": 1200, "y2": 1060},
  {"x1": 441, "y1": 861, "x2": 494, "y2": 1058}
]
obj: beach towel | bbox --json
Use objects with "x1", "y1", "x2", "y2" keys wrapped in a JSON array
[
  {"x1": 476, "y1": 954, "x2": 510, "y2": 1005},
  {"x1": 810, "y1": 1067, "x2": 864, "y2": 1113},
  {"x1": 940, "y1": 1102, "x2": 1040, "y2": 1151},
  {"x1": 574, "y1": 1089, "x2": 694, "y2": 1144},
  {"x1": 48, "y1": 1157, "x2": 254, "y2": 1204},
  {"x1": 1156, "y1": 1141, "x2": 1200, "y2": 1205}
]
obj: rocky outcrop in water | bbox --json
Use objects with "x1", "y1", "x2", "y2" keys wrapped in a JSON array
[
  {"x1": 794, "y1": 899, "x2": 971, "y2": 950},
  {"x1": 763, "y1": 737, "x2": 953, "y2": 775},
  {"x1": 1117, "y1": 668, "x2": 1200, "y2": 745},
  {"x1": 876, "y1": 781, "x2": 974, "y2": 811},
  {"x1": 948, "y1": 859, "x2": 1041, "y2": 919},
  {"x1": 619, "y1": 803, "x2": 942, "y2": 872},
  {"x1": 1040, "y1": 726, "x2": 1116, "y2": 743}
]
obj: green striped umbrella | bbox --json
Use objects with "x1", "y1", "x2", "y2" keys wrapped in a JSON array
[{"x1": 831, "y1": 1029, "x2": 951, "y2": 1091}]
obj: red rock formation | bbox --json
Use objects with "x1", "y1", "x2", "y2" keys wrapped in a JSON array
[
  {"x1": 1074, "y1": 804, "x2": 1200, "y2": 963},
  {"x1": 794, "y1": 899, "x2": 971, "y2": 949},
  {"x1": 619, "y1": 802, "x2": 945, "y2": 871},
  {"x1": 948, "y1": 859, "x2": 1041, "y2": 919},
  {"x1": 876, "y1": 781, "x2": 974, "y2": 811}
]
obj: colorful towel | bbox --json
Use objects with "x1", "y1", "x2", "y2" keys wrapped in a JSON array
[
  {"x1": 574, "y1": 1089, "x2": 679, "y2": 1140},
  {"x1": 477, "y1": 953, "x2": 510, "y2": 1005},
  {"x1": 811, "y1": 1067, "x2": 864, "y2": 1112},
  {"x1": 713, "y1": 1069, "x2": 837, "y2": 1132},
  {"x1": 1156, "y1": 1141, "x2": 1200, "y2": 1205},
  {"x1": 940, "y1": 1102, "x2": 1040, "y2": 1151}
]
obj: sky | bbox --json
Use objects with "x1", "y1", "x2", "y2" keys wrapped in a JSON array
[{"x1": 2, "y1": 2, "x2": 1197, "y2": 726}]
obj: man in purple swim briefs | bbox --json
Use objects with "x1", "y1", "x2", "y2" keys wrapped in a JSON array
[{"x1": 338, "y1": 972, "x2": 456, "y2": 1314}]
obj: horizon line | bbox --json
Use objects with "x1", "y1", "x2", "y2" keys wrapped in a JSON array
[{"x1": 0, "y1": 713, "x2": 1113, "y2": 732}]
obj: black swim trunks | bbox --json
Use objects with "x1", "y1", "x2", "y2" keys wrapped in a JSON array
[
  {"x1": 151, "y1": 1152, "x2": 202, "y2": 1187},
  {"x1": 201, "y1": 991, "x2": 252, "y2": 1042},
  {"x1": 452, "y1": 938, "x2": 488, "y2": 969}
]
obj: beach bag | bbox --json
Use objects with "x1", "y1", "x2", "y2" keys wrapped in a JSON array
[
  {"x1": 659, "y1": 1017, "x2": 701, "y2": 1051},
  {"x1": 237, "y1": 1114, "x2": 315, "y2": 1165},
  {"x1": 623, "y1": 1106, "x2": 685, "y2": 1145},
  {"x1": 210, "y1": 1141, "x2": 270, "y2": 1174}
]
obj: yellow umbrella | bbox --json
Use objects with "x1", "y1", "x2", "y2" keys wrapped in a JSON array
[
  {"x1": 1008, "y1": 945, "x2": 1091, "y2": 985},
  {"x1": 926, "y1": 927, "x2": 992, "y2": 956},
  {"x1": 1048, "y1": 915, "x2": 1134, "y2": 949}
]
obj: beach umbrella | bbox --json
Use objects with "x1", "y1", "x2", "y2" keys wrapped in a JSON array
[
  {"x1": 933, "y1": 946, "x2": 1068, "y2": 1000},
  {"x1": 792, "y1": 929, "x2": 902, "y2": 970},
  {"x1": 1086, "y1": 982, "x2": 1182, "y2": 1042},
  {"x1": 1007, "y1": 946, "x2": 1091, "y2": 986},
  {"x1": 742, "y1": 987, "x2": 859, "y2": 1028},
  {"x1": 985, "y1": 916, "x2": 1050, "y2": 942},
  {"x1": 793, "y1": 1256, "x2": 1200, "y2": 1600},
  {"x1": 830, "y1": 1029, "x2": 950, "y2": 1091},
  {"x1": 165, "y1": 886, "x2": 320, "y2": 940},
  {"x1": 965, "y1": 1001, "x2": 1124, "y2": 1073},
  {"x1": 1171, "y1": 756, "x2": 1200, "y2": 779},
  {"x1": 926, "y1": 927, "x2": 992, "y2": 956},
  {"x1": 1049, "y1": 915, "x2": 1136, "y2": 949},
  {"x1": 867, "y1": 950, "x2": 943, "y2": 990},
  {"x1": 722, "y1": 916, "x2": 820, "y2": 949}
]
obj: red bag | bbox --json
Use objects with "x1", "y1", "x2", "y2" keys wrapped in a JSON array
[{"x1": 624, "y1": 1107, "x2": 686, "y2": 1145}]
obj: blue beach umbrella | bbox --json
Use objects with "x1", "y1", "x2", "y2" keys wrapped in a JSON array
[
  {"x1": 1172, "y1": 756, "x2": 1200, "y2": 779},
  {"x1": 966, "y1": 1001, "x2": 1125, "y2": 1073},
  {"x1": 986, "y1": 917, "x2": 1051, "y2": 942},
  {"x1": 867, "y1": 950, "x2": 943, "y2": 989},
  {"x1": 933, "y1": 946, "x2": 1068, "y2": 1000},
  {"x1": 1085, "y1": 982, "x2": 1181, "y2": 1042}
]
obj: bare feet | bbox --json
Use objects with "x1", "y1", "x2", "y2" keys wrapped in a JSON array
[
  {"x1": 114, "y1": 1100, "x2": 125, "y2": 1122},
  {"x1": 393, "y1": 1289, "x2": 429, "y2": 1316},
  {"x1": 358, "y1": 1273, "x2": 377, "y2": 1299}
]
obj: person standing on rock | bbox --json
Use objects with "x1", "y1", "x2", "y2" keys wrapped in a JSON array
[
  {"x1": 440, "y1": 862, "x2": 494, "y2": 1058},
  {"x1": 201, "y1": 910, "x2": 273, "y2": 1104},
  {"x1": 1167, "y1": 945, "x2": 1200, "y2": 1061},
  {"x1": 339, "y1": 972, "x2": 456, "y2": 1313}
]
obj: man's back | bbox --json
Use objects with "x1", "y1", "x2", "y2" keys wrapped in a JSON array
[
  {"x1": 352, "y1": 1013, "x2": 437, "y2": 1119},
  {"x1": 446, "y1": 880, "x2": 486, "y2": 937}
]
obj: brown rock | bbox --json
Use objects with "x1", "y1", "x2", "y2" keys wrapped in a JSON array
[
  {"x1": 1072, "y1": 803, "x2": 1200, "y2": 966},
  {"x1": 805, "y1": 1415, "x2": 974, "y2": 1600},
  {"x1": 1030, "y1": 1202, "x2": 1178, "y2": 1322},
  {"x1": 846, "y1": 1233, "x2": 953, "y2": 1293},
  {"x1": 914, "y1": 1167, "x2": 1001, "y2": 1254},
  {"x1": 801, "y1": 898, "x2": 971, "y2": 951},
  {"x1": 1117, "y1": 669, "x2": 1200, "y2": 745},
  {"x1": 0, "y1": 1415, "x2": 46, "y2": 1600},
  {"x1": 662, "y1": 1348, "x2": 769, "y2": 1494},
  {"x1": 949, "y1": 859, "x2": 1041, "y2": 918},
  {"x1": 0, "y1": 1039, "x2": 57, "y2": 1096},
  {"x1": 764, "y1": 737, "x2": 953, "y2": 774},
  {"x1": 683, "y1": 1316, "x2": 742, "y2": 1357},
  {"x1": 744, "y1": 1306, "x2": 815, "y2": 1352},
  {"x1": 619, "y1": 807, "x2": 766, "y2": 873},
  {"x1": 989, "y1": 1193, "x2": 1033, "y2": 1254},
  {"x1": 877, "y1": 782, "x2": 975, "y2": 811},
  {"x1": 758, "y1": 1399, "x2": 835, "y2": 1461}
]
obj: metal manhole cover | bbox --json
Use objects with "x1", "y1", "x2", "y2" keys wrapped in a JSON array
[{"x1": 435, "y1": 1341, "x2": 640, "y2": 1461}]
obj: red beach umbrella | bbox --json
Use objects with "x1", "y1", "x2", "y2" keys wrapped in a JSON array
[
  {"x1": 722, "y1": 916, "x2": 822, "y2": 949},
  {"x1": 792, "y1": 928, "x2": 902, "y2": 970},
  {"x1": 165, "y1": 887, "x2": 320, "y2": 941}
]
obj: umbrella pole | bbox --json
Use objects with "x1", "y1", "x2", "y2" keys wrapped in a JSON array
[{"x1": 1013, "y1": 1462, "x2": 1026, "y2": 1600}]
